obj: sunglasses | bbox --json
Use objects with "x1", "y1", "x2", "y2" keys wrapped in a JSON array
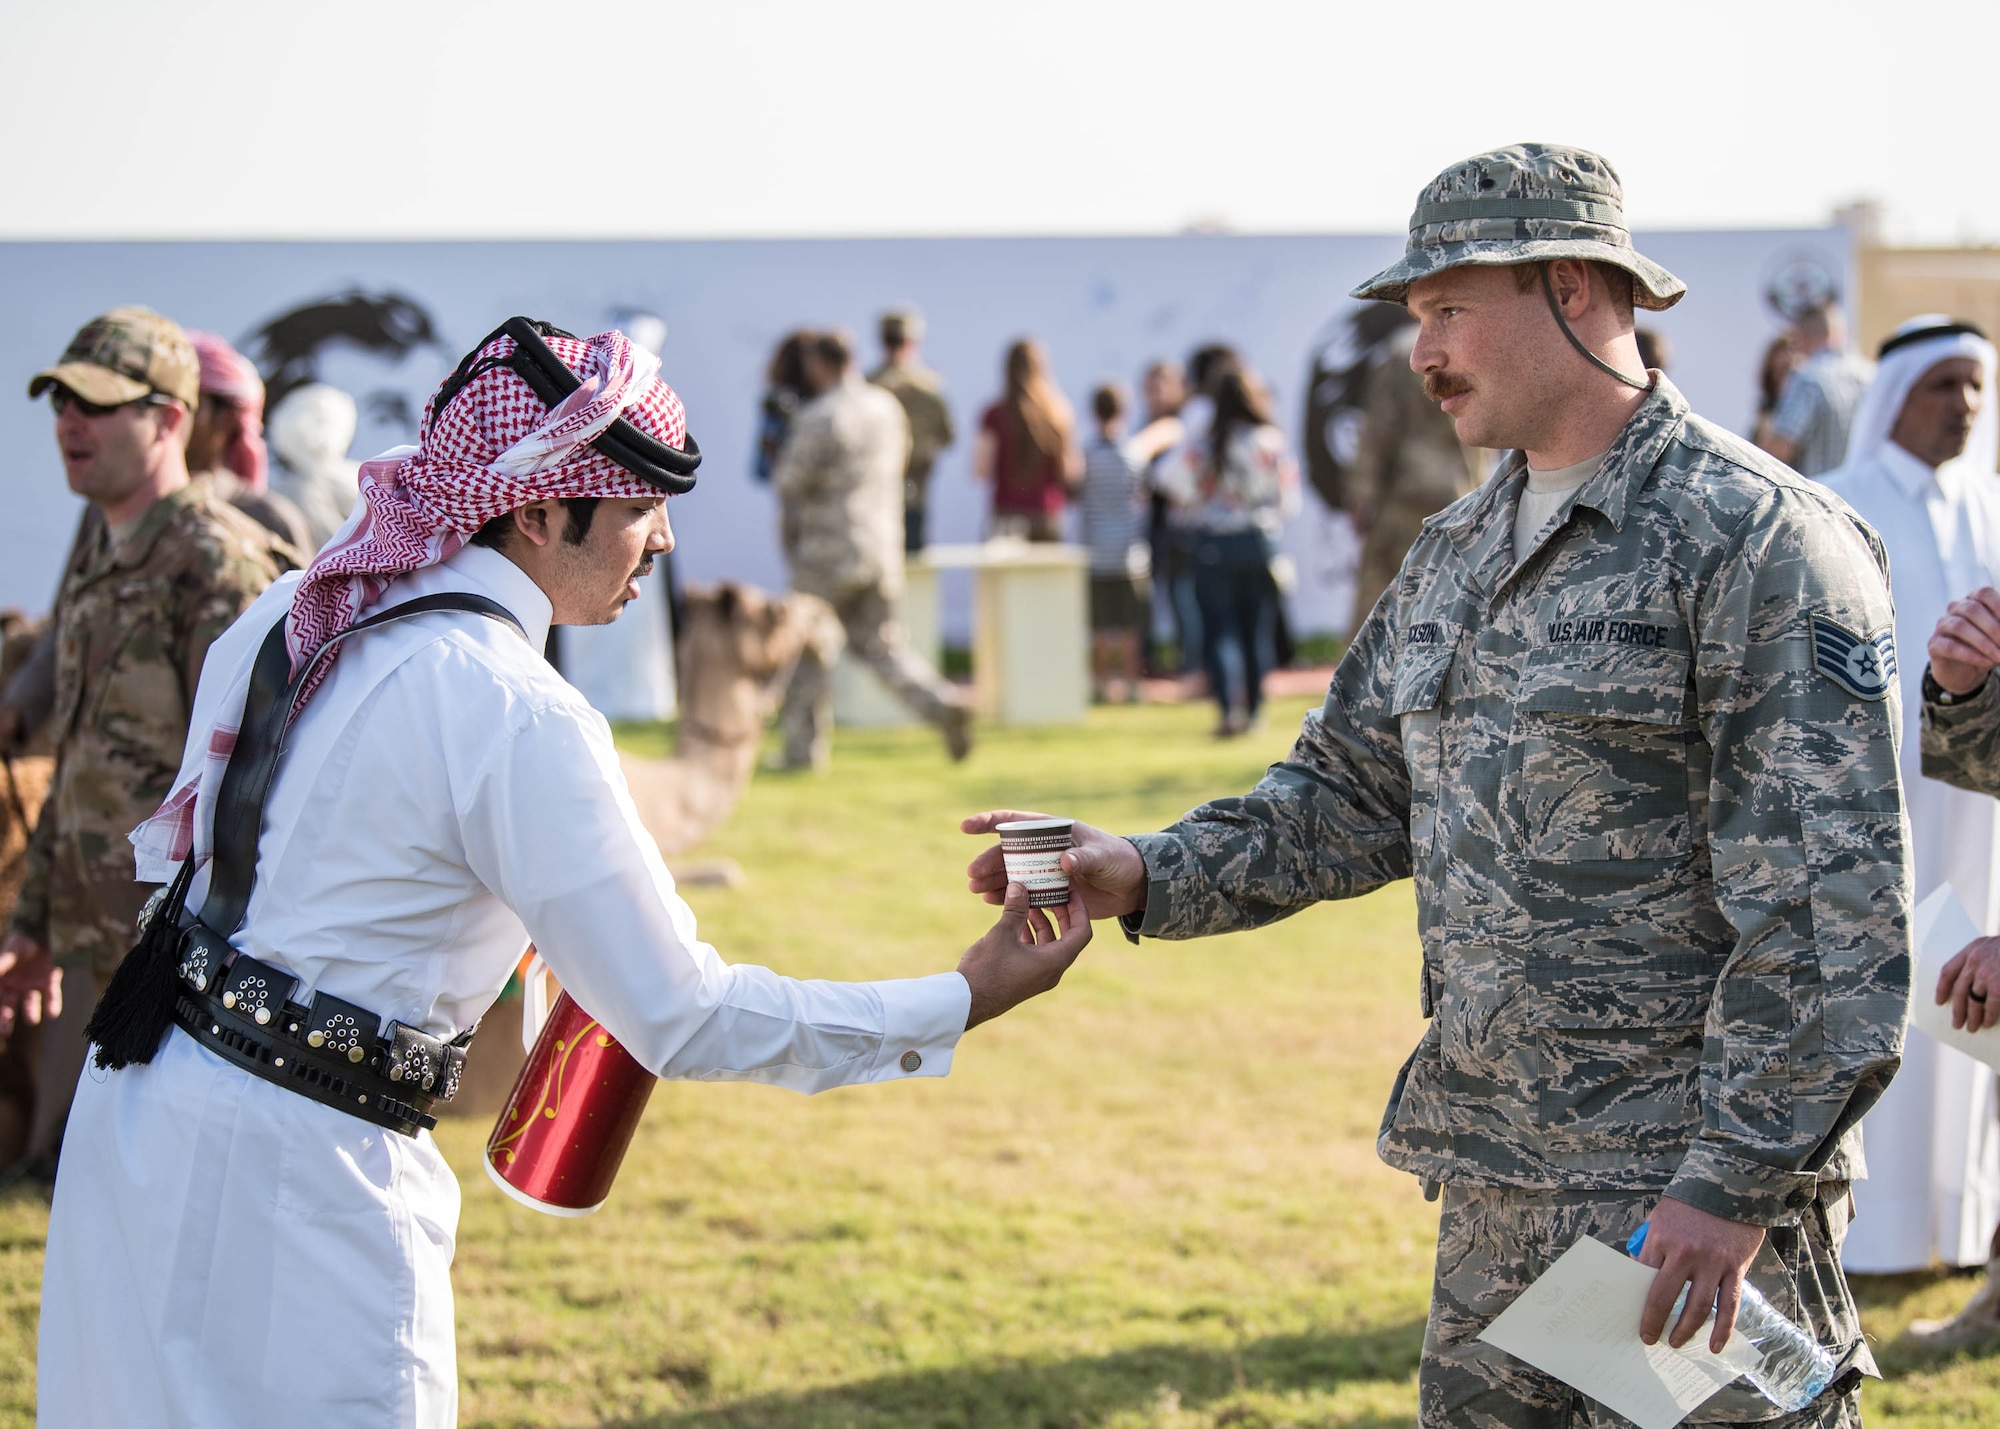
[{"x1": 48, "y1": 387, "x2": 174, "y2": 419}]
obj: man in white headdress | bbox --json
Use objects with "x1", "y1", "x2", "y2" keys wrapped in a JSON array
[
  {"x1": 266, "y1": 382, "x2": 363, "y2": 552},
  {"x1": 1818, "y1": 316, "x2": 2000, "y2": 1288}
]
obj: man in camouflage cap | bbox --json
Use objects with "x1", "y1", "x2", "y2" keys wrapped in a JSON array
[
  {"x1": 868, "y1": 308, "x2": 956, "y2": 553},
  {"x1": 0, "y1": 307, "x2": 292, "y2": 1174},
  {"x1": 966, "y1": 145, "x2": 1906, "y2": 1425}
]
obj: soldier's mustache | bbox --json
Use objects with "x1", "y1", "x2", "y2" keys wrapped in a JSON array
[
  {"x1": 1424, "y1": 373, "x2": 1473, "y2": 403},
  {"x1": 631, "y1": 558, "x2": 654, "y2": 580}
]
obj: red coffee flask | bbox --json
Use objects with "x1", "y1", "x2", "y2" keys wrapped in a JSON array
[{"x1": 484, "y1": 956, "x2": 656, "y2": 1216}]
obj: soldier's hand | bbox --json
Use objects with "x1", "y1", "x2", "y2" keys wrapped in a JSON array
[
  {"x1": 1938, "y1": 936, "x2": 2000, "y2": 1033},
  {"x1": 957, "y1": 883, "x2": 1092, "y2": 1029},
  {"x1": 0, "y1": 933, "x2": 61, "y2": 1040},
  {"x1": 962, "y1": 810, "x2": 1147, "y2": 920},
  {"x1": 1636, "y1": 1195, "x2": 1766, "y2": 1352},
  {"x1": 1929, "y1": 588, "x2": 2000, "y2": 695}
]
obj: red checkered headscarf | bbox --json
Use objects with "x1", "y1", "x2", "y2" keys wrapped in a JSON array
[
  {"x1": 188, "y1": 330, "x2": 270, "y2": 490},
  {"x1": 130, "y1": 325, "x2": 687, "y2": 874},
  {"x1": 286, "y1": 325, "x2": 684, "y2": 704}
]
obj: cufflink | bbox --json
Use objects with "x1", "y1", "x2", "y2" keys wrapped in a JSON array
[
  {"x1": 899, "y1": 1050, "x2": 922, "y2": 1073},
  {"x1": 1924, "y1": 669, "x2": 1962, "y2": 706}
]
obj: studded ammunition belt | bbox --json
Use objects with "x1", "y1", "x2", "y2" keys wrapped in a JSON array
[{"x1": 170, "y1": 918, "x2": 470, "y2": 1138}]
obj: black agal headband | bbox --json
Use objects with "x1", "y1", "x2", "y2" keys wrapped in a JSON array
[
  {"x1": 431, "y1": 316, "x2": 701, "y2": 494},
  {"x1": 1878, "y1": 319, "x2": 1988, "y2": 361}
]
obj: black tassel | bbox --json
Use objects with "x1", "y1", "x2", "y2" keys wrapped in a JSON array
[{"x1": 85, "y1": 857, "x2": 196, "y2": 1070}]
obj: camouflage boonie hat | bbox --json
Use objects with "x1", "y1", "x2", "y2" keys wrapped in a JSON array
[
  {"x1": 28, "y1": 306, "x2": 201, "y2": 410},
  {"x1": 1352, "y1": 144, "x2": 1685, "y2": 311}
]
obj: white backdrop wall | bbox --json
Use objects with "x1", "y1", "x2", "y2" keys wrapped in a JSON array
[{"x1": 0, "y1": 230, "x2": 1851, "y2": 638}]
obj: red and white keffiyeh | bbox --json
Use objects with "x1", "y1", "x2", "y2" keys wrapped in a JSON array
[{"x1": 132, "y1": 326, "x2": 686, "y2": 872}]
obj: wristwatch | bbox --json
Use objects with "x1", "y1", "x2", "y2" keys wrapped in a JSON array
[{"x1": 1924, "y1": 668, "x2": 1981, "y2": 707}]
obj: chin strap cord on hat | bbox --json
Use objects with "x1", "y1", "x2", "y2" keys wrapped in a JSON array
[{"x1": 1539, "y1": 264, "x2": 1652, "y2": 391}]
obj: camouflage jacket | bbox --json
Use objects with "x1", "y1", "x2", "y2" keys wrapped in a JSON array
[
  {"x1": 776, "y1": 376, "x2": 912, "y2": 599},
  {"x1": 10, "y1": 484, "x2": 291, "y2": 974},
  {"x1": 1920, "y1": 672, "x2": 2000, "y2": 794},
  {"x1": 868, "y1": 360, "x2": 954, "y2": 502},
  {"x1": 1128, "y1": 377, "x2": 1911, "y2": 1226}
]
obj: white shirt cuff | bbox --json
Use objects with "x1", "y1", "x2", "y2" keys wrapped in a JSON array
[{"x1": 865, "y1": 972, "x2": 970, "y2": 1081}]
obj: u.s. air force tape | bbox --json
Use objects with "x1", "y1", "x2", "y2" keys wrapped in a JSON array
[{"x1": 1810, "y1": 615, "x2": 1896, "y2": 701}]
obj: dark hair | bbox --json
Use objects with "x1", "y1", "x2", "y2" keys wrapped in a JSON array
[
  {"x1": 1090, "y1": 382, "x2": 1126, "y2": 423},
  {"x1": 810, "y1": 331, "x2": 852, "y2": 373},
  {"x1": 1186, "y1": 343, "x2": 1241, "y2": 396},
  {"x1": 469, "y1": 496, "x2": 602, "y2": 551},
  {"x1": 1209, "y1": 368, "x2": 1276, "y2": 472},
  {"x1": 766, "y1": 330, "x2": 814, "y2": 392},
  {"x1": 1757, "y1": 332, "x2": 1799, "y2": 414}
]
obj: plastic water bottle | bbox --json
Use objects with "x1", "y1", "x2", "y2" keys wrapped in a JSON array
[{"x1": 1626, "y1": 1222, "x2": 1836, "y2": 1411}]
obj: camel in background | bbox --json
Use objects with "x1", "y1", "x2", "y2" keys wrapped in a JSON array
[
  {"x1": 621, "y1": 581, "x2": 842, "y2": 866},
  {"x1": 447, "y1": 581, "x2": 843, "y2": 1115}
]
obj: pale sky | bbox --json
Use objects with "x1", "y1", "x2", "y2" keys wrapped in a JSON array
[{"x1": 3, "y1": 0, "x2": 1996, "y2": 243}]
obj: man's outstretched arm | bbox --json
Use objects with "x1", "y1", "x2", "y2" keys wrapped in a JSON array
[
  {"x1": 965, "y1": 605, "x2": 1417, "y2": 937},
  {"x1": 466, "y1": 700, "x2": 1090, "y2": 1095}
]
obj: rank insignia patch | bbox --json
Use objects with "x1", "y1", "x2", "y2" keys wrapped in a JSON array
[{"x1": 1811, "y1": 615, "x2": 1896, "y2": 701}]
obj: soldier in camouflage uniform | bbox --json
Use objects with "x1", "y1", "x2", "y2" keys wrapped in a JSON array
[
  {"x1": 966, "y1": 146, "x2": 1909, "y2": 1426},
  {"x1": 1902, "y1": 585, "x2": 2000, "y2": 1348},
  {"x1": 0, "y1": 308, "x2": 291, "y2": 1168},
  {"x1": 1347, "y1": 323, "x2": 1482, "y2": 629},
  {"x1": 868, "y1": 308, "x2": 956, "y2": 553},
  {"x1": 774, "y1": 330, "x2": 972, "y2": 769}
]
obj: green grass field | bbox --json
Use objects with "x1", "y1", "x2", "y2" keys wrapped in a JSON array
[{"x1": 1, "y1": 697, "x2": 1998, "y2": 1425}]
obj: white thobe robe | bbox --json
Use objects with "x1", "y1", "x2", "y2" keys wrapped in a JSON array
[
  {"x1": 38, "y1": 545, "x2": 970, "y2": 1427},
  {"x1": 1822, "y1": 442, "x2": 2000, "y2": 1271}
]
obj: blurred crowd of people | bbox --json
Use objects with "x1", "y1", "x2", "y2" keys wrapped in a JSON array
[{"x1": 754, "y1": 316, "x2": 1302, "y2": 736}]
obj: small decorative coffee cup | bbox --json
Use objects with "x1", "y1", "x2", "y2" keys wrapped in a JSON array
[{"x1": 995, "y1": 818, "x2": 1075, "y2": 908}]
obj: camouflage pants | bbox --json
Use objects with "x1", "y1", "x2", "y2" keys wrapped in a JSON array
[
  {"x1": 778, "y1": 581, "x2": 960, "y2": 769},
  {"x1": 1424, "y1": 1184, "x2": 1869, "y2": 1428}
]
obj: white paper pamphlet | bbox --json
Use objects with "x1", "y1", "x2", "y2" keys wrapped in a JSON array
[
  {"x1": 1911, "y1": 884, "x2": 2000, "y2": 1071},
  {"x1": 1477, "y1": 1235, "x2": 1761, "y2": 1429}
]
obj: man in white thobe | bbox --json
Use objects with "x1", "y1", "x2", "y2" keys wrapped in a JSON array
[
  {"x1": 1818, "y1": 315, "x2": 2000, "y2": 1280},
  {"x1": 21, "y1": 321, "x2": 1089, "y2": 1428}
]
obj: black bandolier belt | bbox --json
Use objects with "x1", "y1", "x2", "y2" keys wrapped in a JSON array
[
  {"x1": 107, "y1": 593, "x2": 527, "y2": 1138},
  {"x1": 171, "y1": 922, "x2": 471, "y2": 1136}
]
